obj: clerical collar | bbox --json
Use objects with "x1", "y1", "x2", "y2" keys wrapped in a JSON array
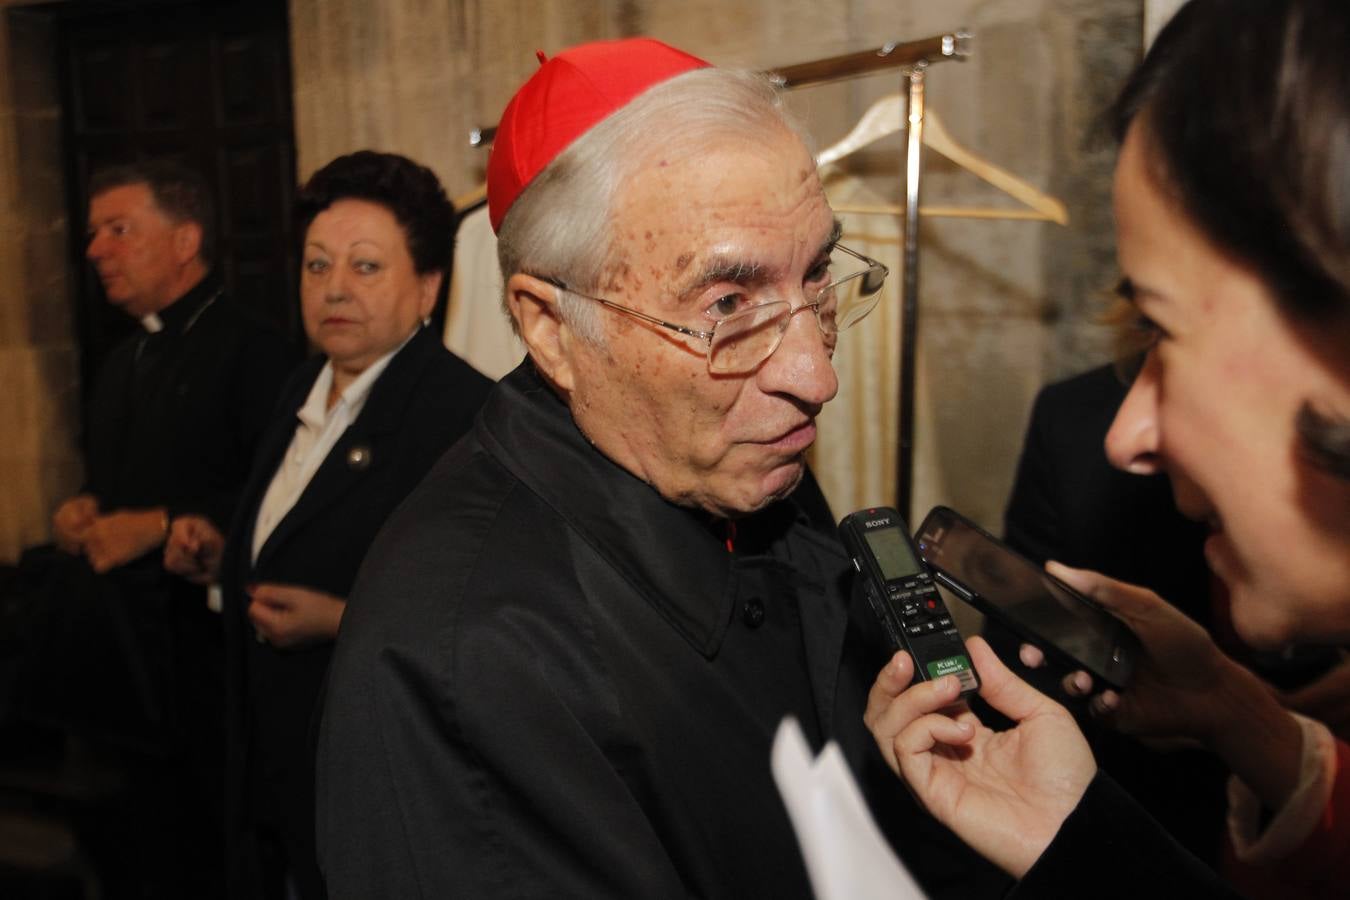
[{"x1": 146, "y1": 274, "x2": 223, "y2": 336}]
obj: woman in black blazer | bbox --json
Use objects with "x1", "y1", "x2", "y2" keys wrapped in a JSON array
[{"x1": 165, "y1": 151, "x2": 493, "y2": 900}]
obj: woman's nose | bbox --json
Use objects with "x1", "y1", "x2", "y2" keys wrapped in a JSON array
[
  {"x1": 324, "y1": 268, "x2": 349, "y2": 302},
  {"x1": 1105, "y1": 352, "x2": 1162, "y2": 474}
]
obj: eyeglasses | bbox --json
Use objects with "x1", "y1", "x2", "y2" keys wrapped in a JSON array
[{"x1": 547, "y1": 243, "x2": 888, "y2": 374}]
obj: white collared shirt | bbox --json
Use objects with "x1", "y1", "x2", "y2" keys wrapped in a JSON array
[{"x1": 250, "y1": 335, "x2": 411, "y2": 563}]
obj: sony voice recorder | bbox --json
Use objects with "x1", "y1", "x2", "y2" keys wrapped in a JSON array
[{"x1": 839, "y1": 506, "x2": 980, "y2": 696}]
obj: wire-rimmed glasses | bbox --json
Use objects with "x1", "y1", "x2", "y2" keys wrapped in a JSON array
[{"x1": 549, "y1": 243, "x2": 888, "y2": 374}]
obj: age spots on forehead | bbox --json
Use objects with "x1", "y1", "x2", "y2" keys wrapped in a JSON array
[{"x1": 674, "y1": 252, "x2": 693, "y2": 272}]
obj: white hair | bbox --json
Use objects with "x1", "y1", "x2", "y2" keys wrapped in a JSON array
[{"x1": 496, "y1": 66, "x2": 812, "y2": 344}]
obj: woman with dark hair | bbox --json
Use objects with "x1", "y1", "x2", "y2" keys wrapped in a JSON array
[
  {"x1": 165, "y1": 150, "x2": 493, "y2": 899},
  {"x1": 865, "y1": 0, "x2": 1350, "y2": 896}
]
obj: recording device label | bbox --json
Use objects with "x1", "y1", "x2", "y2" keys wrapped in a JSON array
[{"x1": 927, "y1": 655, "x2": 979, "y2": 692}]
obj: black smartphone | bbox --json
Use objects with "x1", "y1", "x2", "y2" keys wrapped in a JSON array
[
  {"x1": 839, "y1": 506, "x2": 979, "y2": 696},
  {"x1": 914, "y1": 505, "x2": 1140, "y2": 690}
]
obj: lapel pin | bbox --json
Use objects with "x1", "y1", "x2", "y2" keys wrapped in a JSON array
[{"x1": 346, "y1": 444, "x2": 372, "y2": 471}]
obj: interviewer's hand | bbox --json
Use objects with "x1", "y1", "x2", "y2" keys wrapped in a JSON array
[
  {"x1": 164, "y1": 515, "x2": 225, "y2": 585},
  {"x1": 52, "y1": 494, "x2": 99, "y2": 555},
  {"x1": 247, "y1": 583, "x2": 346, "y2": 649},
  {"x1": 82, "y1": 508, "x2": 168, "y2": 573},
  {"x1": 864, "y1": 636, "x2": 1096, "y2": 879},
  {"x1": 1035, "y1": 562, "x2": 1304, "y2": 810},
  {"x1": 1039, "y1": 562, "x2": 1238, "y2": 742}
]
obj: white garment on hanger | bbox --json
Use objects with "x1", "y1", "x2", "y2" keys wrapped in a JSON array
[
  {"x1": 444, "y1": 205, "x2": 524, "y2": 379},
  {"x1": 809, "y1": 168, "x2": 956, "y2": 521}
]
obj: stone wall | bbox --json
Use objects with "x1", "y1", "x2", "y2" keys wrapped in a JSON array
[
  {"x1": 0, "y1": 0, "x2": 1142, "y2": 563},
  {"x1": 0, "y1": 8, "x2": 81, "y2": 564},
  {"x1": 287, "y1": 0, "x2": 1141, "y2": 535}
]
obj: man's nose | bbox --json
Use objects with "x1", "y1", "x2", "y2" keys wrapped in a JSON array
[
  {"x1": 86, "y1": 231, "x2": 107, "y2": 262},
  {"x1": 757, "y1": 305, "x2": 838, "y2": 406},
  {"x1": 1105, "y1": 352, "x2": 1162, "y2": 474}
]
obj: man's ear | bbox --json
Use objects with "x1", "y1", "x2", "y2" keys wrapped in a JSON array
[
  {"x1": 506, "y1": 273, "x2": 576, "y2": 393},
  {"x1": 173, "y1": 221, "x2": 203, "y2": 265}
]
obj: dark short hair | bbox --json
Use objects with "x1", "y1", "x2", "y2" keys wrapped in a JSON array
[
  {"x1": 295, "y1": 151, "x2": 455, "y2": 276},
  {"x1": 88, "y1": 159, "x2": 216, "y2": 265},
  {"x1": 1110, "y1": 0, "x2": 1350, "y2": 477},
  {"x1": 1110, "y1": 0, "x2": 1349, "y2": 320}
]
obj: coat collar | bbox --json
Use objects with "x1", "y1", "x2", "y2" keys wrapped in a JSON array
[
  {"x1": 153, "y1": 271, "x2": 223, "y2": 336},
  {"x1": 248, "y1": 326, "x2": 443, "y2": 569},
  {"x1": 477, "y1": 362, "x2": 844, "y2": 660}
]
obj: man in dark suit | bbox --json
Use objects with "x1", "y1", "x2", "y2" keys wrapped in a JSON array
[{"x1": 37, "y1": 159, "x2": 292, "y2": 898}]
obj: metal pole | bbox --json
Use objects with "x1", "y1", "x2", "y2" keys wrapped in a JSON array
[
  {"x1": 897, "y1": 64, "x2": 926, "y2": 522},
  {"x1": 767, "y1": 33, "x2": 970, "y2": 88}
]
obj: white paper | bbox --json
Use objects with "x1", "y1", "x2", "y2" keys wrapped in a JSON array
[{"x1": 771, "y1": 717, "x2": 929, "y2": 900}]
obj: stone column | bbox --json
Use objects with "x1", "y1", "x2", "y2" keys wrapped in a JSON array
[{"x1": 0, "y1": 9, "x2": 82, "y2": 564}]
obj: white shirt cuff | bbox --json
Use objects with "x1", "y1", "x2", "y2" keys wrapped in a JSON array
[{"x1": 1227, "y1": 712, "x2": 1336, "y2": 862}]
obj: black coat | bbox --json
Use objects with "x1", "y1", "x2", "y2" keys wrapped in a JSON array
[
  {"x1": 86, "y1": 274, "x2": 293, "y2": 531},
  {"x1": 1011, "y1": 774, "x2": 1240, "y2": 899},
  {"x1": 37, "y1": 274, "x2": 290, "y2": 750},
  {"x1": 316, "y1": 362, "x2": 1009, "y2": 900},
  {"x1": 1002, "y1": 363, "x2": 1212, "y2": 616},
  {"x1": 220, "y1": 325, "x2": 492, "y2": 898},
  {"x1": 21, "y1": 276, "x2": 292, "y2": 896}
]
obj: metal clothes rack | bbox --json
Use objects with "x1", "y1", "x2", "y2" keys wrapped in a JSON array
[{"x1": 768, "y1": 33, "x2": 971, "y2": 521}]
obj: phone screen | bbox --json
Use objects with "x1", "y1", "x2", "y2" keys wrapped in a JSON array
[{"x1": 915, "y1": 507, "x2": 1137, "y2": 687}]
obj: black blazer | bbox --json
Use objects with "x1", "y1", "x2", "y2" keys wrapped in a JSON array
[
  {"x1": 1010, "y1": 773, "x2": 1240, "y2": 899},
  {"x1": 219, "y1": 325, "x2": 492, "y2": 895},
  {"x1": 1002, "y1": 363, "x2": 1212, "y2": 614}
]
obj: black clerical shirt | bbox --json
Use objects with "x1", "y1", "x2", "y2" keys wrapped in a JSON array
[{"x1": 84, "y1": 274, "x2": 293, "y2": 533}]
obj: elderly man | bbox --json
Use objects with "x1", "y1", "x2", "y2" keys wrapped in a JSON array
[
  {"x1": 36, "y1": 160, "x2": 290, "y2": 898},
  {"x1": 317, "y1": 39, "x2": 1005, "y2": 899}
]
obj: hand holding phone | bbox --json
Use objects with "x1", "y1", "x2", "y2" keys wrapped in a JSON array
[{"x1": 915, "y1": 507, "x2": 1140, "y2": 690}]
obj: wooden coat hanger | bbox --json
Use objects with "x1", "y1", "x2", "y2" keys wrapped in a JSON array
[
  {"x1": 453, "y1": 182, "x2": 487, "y2": 212},
  {"x1": 817, "y1": 93, "x2": 1068, "y2": 225}
]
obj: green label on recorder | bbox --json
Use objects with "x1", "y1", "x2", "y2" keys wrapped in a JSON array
[{"x1": 927, "y1": 655, "x2": 972, "y2": 679}]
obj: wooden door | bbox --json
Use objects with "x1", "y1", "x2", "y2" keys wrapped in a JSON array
[{"x1": 59, "y1": 0, "x2": 300, "y2": 389}]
